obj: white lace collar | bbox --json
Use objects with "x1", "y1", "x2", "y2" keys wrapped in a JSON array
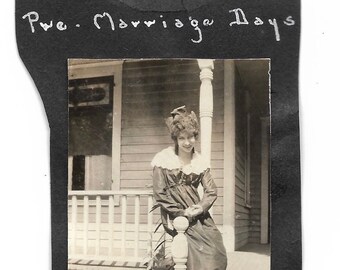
[{"x1": 151, "y1": 146, "x2": 210, "y2": 174}]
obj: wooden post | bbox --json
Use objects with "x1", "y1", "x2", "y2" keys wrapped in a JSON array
[
  {"x1": 134, "y1": 195, "x2": 140, "y2": 258},
  {"x1": 197, "y1": 59, "x2": 214, "y2": 163},
  {"x1": 172, "y1": 217, "x2": 189, "y2": 270},
  {"x1": 108, "y1": 195, "x2": 115, "y2": 256},
  {"x1": 121, "y1": 195, "x2": 127, "y2": 257},
  {"x1": 147, "y1": 195, "x2": 153, "y2": 234},
  {"x1": 95, "y1": 195, "x2": 101, "y2": 256},
  {"x1": 223, "y1": 60, "x2": 236, "y2": 252},
  {"x1": 83, "y1": 196, "x2": 89, "y2": 255},
  {"x1": 70, "y1": 195, "x2": 78, "y2": 256},
  {"x1": 261, "y1": 117, "x2": 270, "y2": 244},
  {"x1": 245, "y1": 112, "x2": 252, "y2": 206},
  {"x1": 197, "y1": 59, "x2": 214, "y2": 206},
  {"x1": 68, "y1": 156, "x2": 73, "y2": 191},
  {"x1": 111, "y1": 63, "x2": 123, "y2": 192}
]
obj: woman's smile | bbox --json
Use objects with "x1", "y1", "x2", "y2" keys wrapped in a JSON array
[{"x1": 177, "y1": 132, "x2": 196, "y2": 154}]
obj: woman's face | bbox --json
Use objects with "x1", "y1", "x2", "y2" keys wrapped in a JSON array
[{"x1": 177, "y1": 131, "x2": 196, "y2": 154}]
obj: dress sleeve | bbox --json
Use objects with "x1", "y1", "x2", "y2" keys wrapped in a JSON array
[
  {"x1": 153, "y1": 166, "x2": 185, "y2": 218},
  {"x1": 198, "y1": 168, "x2": 218, "y2": 214}
]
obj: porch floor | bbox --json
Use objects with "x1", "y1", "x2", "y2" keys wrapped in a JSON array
[
  {"x1": 228, "y1": 243, "x2": 270, "y2": 270},
  {"x1": 68, "y1": 244, "x2": 270, "y2": 270}
]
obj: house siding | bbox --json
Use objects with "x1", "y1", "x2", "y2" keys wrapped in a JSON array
[
  {"x1": 234, "y1": 67, "x2": 251, "y2": 250},
  {"x1": 120, "y1": 59, "x2": 225, "y2": 226},
  {"x1": 249, "y1": 117, "x2": 262, "y2": 243}
]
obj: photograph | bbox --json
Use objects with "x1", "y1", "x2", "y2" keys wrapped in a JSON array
[
  {"x1": 67, "y1": 59, "x2": 271, "y2": 270},
  {"x1": 3, "y1": 1, "x2": 340, "y2": 270}
]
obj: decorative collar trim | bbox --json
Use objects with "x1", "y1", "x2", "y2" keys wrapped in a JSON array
[{"x1": 151, "y1": 146, "x2": 210, "y2": 174}]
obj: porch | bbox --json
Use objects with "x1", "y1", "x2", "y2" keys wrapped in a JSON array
[
  {"x1": 68, "y1": 189, "x2": 269, "y2": 270},
  {"x1": 68, "y1": 244, "x2": 270, "y2": 270},
  {"x1": 67, "y1": 59, "x2": 271, "y2": 269}
]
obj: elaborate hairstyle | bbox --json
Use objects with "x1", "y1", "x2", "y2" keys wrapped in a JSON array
[{"x1": 165, "y1": 105, "x2": 199, "y2": 141}]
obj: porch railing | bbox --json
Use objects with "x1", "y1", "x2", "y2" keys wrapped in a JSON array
[
  {"x1": 68, "y1": 190, "x2": 154, "y2": 262},
  {"x1": 68, "y1": 190, "x2": 190, "y2": 269}
]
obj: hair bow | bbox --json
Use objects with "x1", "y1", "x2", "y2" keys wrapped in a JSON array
[{"x1": 170, "y1": 105, "x2": 187, "y2": 118}]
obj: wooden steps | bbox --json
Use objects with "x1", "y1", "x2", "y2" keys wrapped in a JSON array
[{"x1": 68, "y1": 258, "x2": 146, "y2": 269}]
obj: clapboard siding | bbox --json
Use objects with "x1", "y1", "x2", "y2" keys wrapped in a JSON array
[
  {"x1": 249, "y1": 173, "x2": 262, "y2": 243},
  {"x1": 121, "y1": 115, "x2": 224, "y2": 127},
  {"x1": 121, "y1": 142, "x2": 224, "y2": 155},
  {"x1": 248, "y1": 114, "x2": 263, "y2": 244},
  {"x1": 122, "y1": 132, "x2": 225, "y2": 144},
  {"x1": 122, "y1": 123, "x2": 224, "y2": 136},
  {"x1": 121, "y1": 151, "x2": 224, "y2": 163},
  {"x1": 234, "y1": 66, "x2": 251, "y2": 250},
  {"x1": 120, "y1": 59, "x2": 225, "y2": 226},
  {"x1": 120, "y1": 159, "x2": 224, "y2": 171}
]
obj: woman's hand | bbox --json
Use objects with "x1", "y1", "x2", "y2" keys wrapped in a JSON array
[
  {"x1": 184, "y1": 204, "x2": 204, "y2": 220},
  {"x1": 190, "y1": 204, "x2": 203, "y2": 216}
]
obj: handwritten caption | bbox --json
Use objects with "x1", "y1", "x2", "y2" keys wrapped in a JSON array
[{"x1": 22, "y1": 8, "x2": 295, "y2": 43}]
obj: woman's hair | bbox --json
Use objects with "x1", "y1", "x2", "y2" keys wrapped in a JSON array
[{"x1": 165, "y1": 105, "x2": 199, "y2": 141}]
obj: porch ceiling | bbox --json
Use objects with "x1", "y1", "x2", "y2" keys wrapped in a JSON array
[{"x1": 235, "y1": 60, "x2": 270, "y2": 116}]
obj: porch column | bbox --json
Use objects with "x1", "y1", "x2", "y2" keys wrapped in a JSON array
[
  {"x1": 68, "y1": 156, "x2": 73, "y2": 191},
  {"x1": 197, "y1": 59, "x2": 214, "y2": 162},
  {"x1": 223, "y1": 60, "x2": 236, "y2": 252},
  {"x1": 261, "y1": 117, "x2": 270, "y2": 244},
  {"x1": 111, "y1": 62, "x2": 123, "y2": 192}
]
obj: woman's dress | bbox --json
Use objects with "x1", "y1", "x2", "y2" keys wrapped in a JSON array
[{"x1": 152, "y1": 147, "x2": 228, "y2": 270}]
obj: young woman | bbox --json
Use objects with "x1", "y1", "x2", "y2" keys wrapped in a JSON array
[{"x1": 151, "y1": 106, "x2": 228, "y2": 270}]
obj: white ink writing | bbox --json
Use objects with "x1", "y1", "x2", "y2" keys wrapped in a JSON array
[
  {"x1": 22, "y1": 11, "x2": 39, "y2": 33},
  {"x1": 284, "y1": 16, "x2": 295, "y2": 26},
  {"x1": 189, "y1": 17, "x2": 202, "y2": 44},
  {"x1": 119, "y1": 19, "x2": 128, "y2": 29},
  {"x1": 254, "y1": 17, "x2": 264, "y2": 26},
  {"x1": 21, "y1": 10, "x2": 296, "y2": 43},
  {"x1": 94, "y1": 12, "x2": 115, "y2": 31},
  {"x1": 40, "y1": 21, "x2": 53, "y2": 31},
  {"x1": 56, "y1": 21, "x2": 67, "y2": 31},
  {"x1": 160, "y1": 15, "x2": 167, "y2": 28},
  {"x1": 131, "y1": 21, "x2": 140, "y2": 28},
  {"x1": 144, "y1": 20, "x2": 156, "y2": 27},
  {"x1": 175, "y1": 19, "x2": 184, "y2": 28},
  {"x1": 268, "y1": 18, "x2": 280, "y2": 41},
  {"x1": 229, "y1": 8, "x2": 249, "y2": 26},
  {"x1": 203, "y1": 19, "x2": 214, "y2": 26}
]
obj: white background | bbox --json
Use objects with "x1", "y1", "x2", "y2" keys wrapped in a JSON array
[{"x1": 0, "y1": 1, "x2": 339, "y2": 269}]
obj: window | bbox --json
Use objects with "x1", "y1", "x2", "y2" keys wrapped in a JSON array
[{"x1": 67, "y1": 60, "x2": 123, "y2": 191}]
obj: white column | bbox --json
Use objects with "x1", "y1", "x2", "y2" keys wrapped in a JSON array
[
  {"x1": 223, "y1": 60, "x2": 236, "y2": 252},
  {"x1": 197, "y1": 59, "x2": 214, "y2": 163},
  {"x1": 260, "y1": 117, "x2": 270, "y2": 244},
  {"x1": 68, "y1": 156, "x2": 73, "y2": 191},
  {"x1": 111, "y1": 63, "x2": 123, "y2": 192}
]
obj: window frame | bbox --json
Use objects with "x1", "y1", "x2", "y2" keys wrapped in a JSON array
[{"x1": 68, "y1": 60, "x2": 123, "y2": 191}]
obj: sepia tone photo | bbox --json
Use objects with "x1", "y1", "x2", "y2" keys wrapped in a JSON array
[{"x1": 67, "y1": 59, "x2": 270, "y2": 270}]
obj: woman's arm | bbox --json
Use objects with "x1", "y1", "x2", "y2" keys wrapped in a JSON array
[
  {"x1": 196, "y1": 168, "x2": 218, "y2": 214},
  {"x1": 153, "y1": 166, "x2": 186, "y2": 218}
]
